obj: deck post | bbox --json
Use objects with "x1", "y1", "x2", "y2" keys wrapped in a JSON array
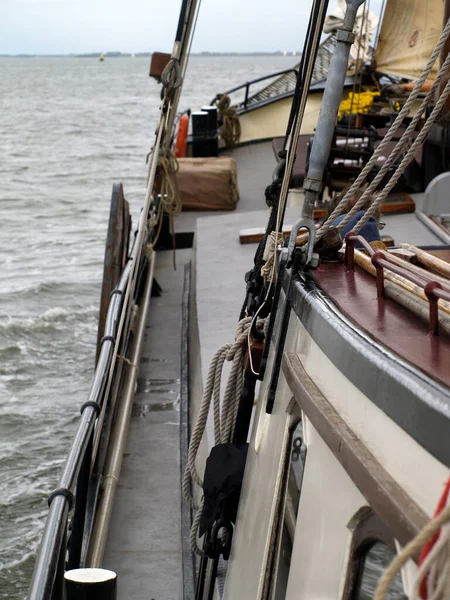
[{"x1": 64, "y1": 568, "x2": 117, "y2": 599}]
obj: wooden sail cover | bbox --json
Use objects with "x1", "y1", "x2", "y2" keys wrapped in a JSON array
[{"x1": 375, "y1": 0, "x2": 444, "y2": 81}]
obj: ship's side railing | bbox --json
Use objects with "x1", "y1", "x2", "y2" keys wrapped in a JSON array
[
  {"x1": 210, "y1": 34, "x2": 337, "y2": 112},
  {"x1": 27, "y1": 258, "x2": 134, "y2": 600},
  {"x1": 345, "y1": 232, "x2": 450, "y2": 335},
  {"x1": 210, "y1": 68, "x2": 298, "y2": 109}
]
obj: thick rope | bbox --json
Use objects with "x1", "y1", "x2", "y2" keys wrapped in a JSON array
[
  {"x1": 375, "y1": 502, "x2": 450, "y2": 600},
  {"x1": 411, "y1": 524, "x2": 450, "y2": 600},
  {"x1": 159, "y1": 149, "x2": 182, "y2": 218},
  {"x1": 161, "y1": 58, "x2": 183, "y2": 91},
  {"x1": 182, "y1": 317, "x2": 253, "y2": 555},
  {"x1": 353, "y1": 71, "x2": 450, "y2": 233},
  {"x1": 217, "y1": 94, "x2": 241, "y2": 149},
  {"x1": 316, "y1": 16, "x2": 450, "y2": 241}
]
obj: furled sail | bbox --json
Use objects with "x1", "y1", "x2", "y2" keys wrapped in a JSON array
[{"x1": 375, "y1": 0, "x2": 444, "y2": 80}]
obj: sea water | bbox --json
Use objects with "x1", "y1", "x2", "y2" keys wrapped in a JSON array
[{"x1": 0, "y1": 54, "x2": 294, "y2": 598}]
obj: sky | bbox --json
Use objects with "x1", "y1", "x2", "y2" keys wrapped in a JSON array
[{"x1": 1, "y1": 0, "x2": 384, "y2": 55}]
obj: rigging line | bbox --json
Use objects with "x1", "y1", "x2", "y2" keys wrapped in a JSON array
[
  {"x1": 162, "y1": 0, "x2": 201, "y2": 153},
  {"x1": 174, "y1": 0, "x2": 191, "y2": 44},
  {"x1": 352, "y1": 70, "x2": 450, "y2": 233},
  {"x1": 336, "y1": 47, "x2": 450, "y2": 233},
  {"x1": 276, "y1": 0, "x2": 329, "y2": 237},
  {"x1": 282, "y1": 0, "x2": 320, "y2": 146},
  {"x1": 181, "y1": 0, "x2": 202, "y2": 80},
  {"x1": 183, "y1": 0, "x2": 202, "y2": 80},
  {"x1": 283, "y1": 0, "x2": 330, "y2": 151},
  {"x1": 246, "y1": 0, "x2": 329, "y2": 376},
  {"x1": 316, "y1": 15, "x2": 450, "y2": 241}
]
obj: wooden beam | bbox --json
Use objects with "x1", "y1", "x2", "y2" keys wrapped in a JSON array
[{"x1": 282, "y1": 352, "x2": 428, "y2": 550}]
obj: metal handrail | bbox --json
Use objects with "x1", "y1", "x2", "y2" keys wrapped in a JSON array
[
  {"x1": 28, "y1": 260, "x2": 132, "y2": 600},
  {"x1": 210, "y1": 68, "x2": 298, "y2": 108}
]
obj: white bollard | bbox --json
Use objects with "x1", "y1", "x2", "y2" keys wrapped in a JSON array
[{"x1": 64, "y1": 568, "x2": 117, "y2": 599}]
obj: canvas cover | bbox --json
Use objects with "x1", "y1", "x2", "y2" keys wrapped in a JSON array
[
  {"x1": 177, "y1": 156, "x2": 239, "y2": 211},
  {"x1": 375, "y1": 0, "x2": 444, "y2": 81}
]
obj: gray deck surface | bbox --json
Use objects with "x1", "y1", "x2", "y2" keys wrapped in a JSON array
[
  {"x1": 102, "y1": 143, "x2": 278, "y2": 599},
  {"x1": 103, "y1": 250, "x2": 192, "y2": 600},
  {"x1": 102, "y1": 142, "x2": 444, "y2": 598}
]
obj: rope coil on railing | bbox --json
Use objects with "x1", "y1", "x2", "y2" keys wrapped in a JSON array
[
  {"x1": 216, "y1": 94, "x2": 241, "y2": 149},
  {"x1": 159, "y1": 149, "x2": 182, "y2": 218}
]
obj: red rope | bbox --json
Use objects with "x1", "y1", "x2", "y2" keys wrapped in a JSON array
[{"x1": 418, "y1": 476, "x2": 450, "y2": 599}]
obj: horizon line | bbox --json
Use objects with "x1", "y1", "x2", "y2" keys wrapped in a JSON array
[{"x1": 0, "y1": 50, "x2": 302, "y2": 58}]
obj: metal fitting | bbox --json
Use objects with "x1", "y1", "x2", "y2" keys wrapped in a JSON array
[
  {"x1": 336, "y1": 30, "x2": 356, "y2": 44},
  {"x1": 303, "y1": 178, "x2": 323, "y2": 193}
]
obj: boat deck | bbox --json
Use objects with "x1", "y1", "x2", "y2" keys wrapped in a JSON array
[
  {"x1": 102, "y1": 141, "x2": 443, "y2": 597},
  {"x1": 103, "y1": 250, "x2": 191, "y2": 599}
]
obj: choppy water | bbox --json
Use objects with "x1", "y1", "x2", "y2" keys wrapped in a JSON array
[{"x1": 0, "y1": 54, "x2": 294, "y2": 598}]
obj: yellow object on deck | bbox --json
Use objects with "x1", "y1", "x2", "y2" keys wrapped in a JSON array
[
  {"x1": 99, "y1": 54, "x2": 105, "y2": 61},
  {"x1": 338, "y1": 91, "x2": 378, "y2": 117}
]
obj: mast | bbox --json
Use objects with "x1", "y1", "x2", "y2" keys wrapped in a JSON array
[
  {"x1": 161, "y1": 0, "x2": 201, "y2": 153},
  {"x1": 288, "y1": 0, "x2": 366, "y2": 267}
]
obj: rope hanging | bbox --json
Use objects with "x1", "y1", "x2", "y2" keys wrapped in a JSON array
[
  {"x1": 182, "y1": 316, "x2": 265, "y2": 555},
  {"x1": 216, "y1": 94, "x2": 241, "y2": 149},
  {"x1": 159, "y1": 149, "x2": 182, "y2": 218}
]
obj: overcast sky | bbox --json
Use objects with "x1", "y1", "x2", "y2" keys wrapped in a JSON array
[{"x1": 1, "y1": 0, "x2": 384, "y2": 55}]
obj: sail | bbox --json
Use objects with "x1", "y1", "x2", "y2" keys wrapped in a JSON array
[{"x1": 375, "y1": 0, "x2": 444, "y2": 80}]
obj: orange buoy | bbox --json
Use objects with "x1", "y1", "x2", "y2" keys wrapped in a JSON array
[{"x1": 174, "y1": 113, "x2": 189, "y2": 158}]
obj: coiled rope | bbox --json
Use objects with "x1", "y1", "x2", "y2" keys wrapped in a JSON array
[
  {"x1": 217, "y1": 94, "x2": 241, "y2": 149},
  {"x1": 183, "y1": 316, "x2": 266, "y2": 555},
  {"x1": 159, "y1": 149, "x2": 182, "y2": 218}
]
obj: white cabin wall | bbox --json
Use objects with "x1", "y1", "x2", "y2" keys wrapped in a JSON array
[
  {"x1": 223, "y1": 301, "x2": 450, "y2": 599},
  {"x1": 288, "y1": 313, "x2": 450, "y2": 519},
  {"x1": 222, "y1": 315, "x2": 294, "y2": 600},
  {"x1": 285, "y1": 420, "x2": 365, "y2": 600},
  {"x1": 238, "y1": 94, "x2": 323, "y2": 144}
]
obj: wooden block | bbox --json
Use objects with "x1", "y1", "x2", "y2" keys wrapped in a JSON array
[
  {"x1": 381, "y1": 235, "x2": 395, "y2": 247},
  {"x1": 388, "y1": 248, "x2": 415, "y2": 261},
  {"x1": 149, "y1": 52, "x2": 171, "y2": 81}
]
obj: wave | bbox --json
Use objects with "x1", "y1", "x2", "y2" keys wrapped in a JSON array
[
  {"x1": 0, "y1": 304, "x2": 98, "y2": 334},
  {"x1": 0, "y1": 278, "x2": 100, "y2": 298}
]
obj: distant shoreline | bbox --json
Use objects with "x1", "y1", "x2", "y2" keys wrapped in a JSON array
[{"x1": 0, "y1": 51, "x2": 300, "y2": 58}]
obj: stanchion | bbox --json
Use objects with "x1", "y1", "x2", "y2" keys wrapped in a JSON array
[{"x1": 64, "y1": 568, "x2": 117, "y2": 599}]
